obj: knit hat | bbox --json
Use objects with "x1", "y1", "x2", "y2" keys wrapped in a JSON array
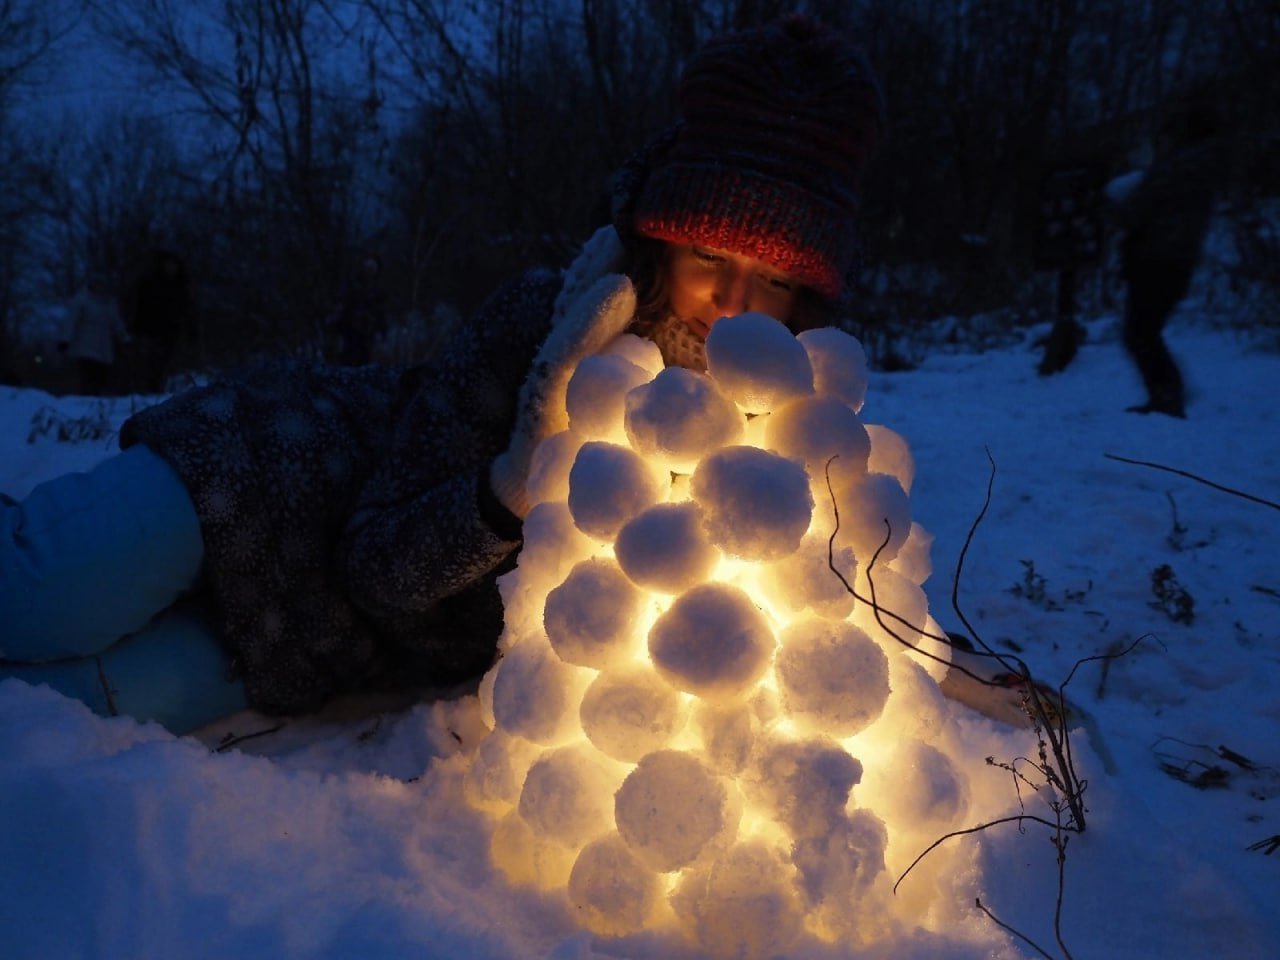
[{"x1": 620, "y1": 16, "x2": 884, "y2": 299}]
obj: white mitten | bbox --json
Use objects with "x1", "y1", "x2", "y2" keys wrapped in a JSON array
[{"x1": 490, "y1": 252, "x2": 636, "y2": 519}]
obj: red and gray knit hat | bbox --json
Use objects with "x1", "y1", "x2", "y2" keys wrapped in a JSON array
[{"x1": 619, "y1": 16, "x2": 884, "y2": 300}]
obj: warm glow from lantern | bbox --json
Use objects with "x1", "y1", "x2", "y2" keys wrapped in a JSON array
[{"x1": 470, "y1": 321, "x2": 970, "y2": 957}]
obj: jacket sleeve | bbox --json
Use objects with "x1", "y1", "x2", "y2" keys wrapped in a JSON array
[{"x1": 336, "y1": 271, "x2": 560, "y2": 619}]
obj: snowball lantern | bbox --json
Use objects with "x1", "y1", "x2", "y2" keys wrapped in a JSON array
[{"x1": 465, "y1": 315, "x2": 970, "y2": 958}]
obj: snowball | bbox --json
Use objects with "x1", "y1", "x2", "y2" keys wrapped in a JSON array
[
  {"x1": 692, "y1": 701, "x2": 758, "y2": 776},
  {"x1": 544, "y1": 557, "x2": 645, "y2": 670},
  {"x1": 624, "y1": 366, "x2": 744, "y2": 473},
  {"x1": 568, "y1": 834, "x2": 662, "y2": 937},
  {"x1": 526, "y1": 429, "x2": 585, "y2": 507},
  {"x1": 705, "y1": 312, "x2": 814, "y2": 414},
  {"x1": 514, "y1": 501, "x2": 594, "y2": 586},
  {"x1": 876, "y1": 655, "x2": 949, "y2": 742},
  {"x1": 791, "y1": 810, "x2": 887, "y2": 919},
  {"x1": 490, "y1": 808, "x2": 576, "y2": 889},
  {"x1": 860, "y1": 739, "x2": 968, "y2": 829},
  {"x1": 670, "y1": 842, "x2": 804, "y2": 960},
  {"x1": 797, "y1": 326, "x2": 869, "y2": 412},
  {"x1": 490, "y1": 638, "x2": 591, "y2": 745},
  {"x1": 775, "y1": 619, "x2": 890, "y2": 738},
  {"x1": 692, "y1": 446, "x2": 812, "y2": 561},
  {"x1": 604, "y1": 331, "x2": 664, "y2": 377},
  {"x1": 744, "y1": 737, "x2": 862, "y2": 840},
  {"x1": 502, "y1": 502, "x2": 593, "y2": 638},
  {"x1": 865, "y1": 424, "x2": 915, "y2": 492},
  {"x1": 463, "y1": 729, "x2": 542, "y2": 814},
  {"x1": 580, "y1": 665, "x2": 687, "y2": 763},
  {"x1": 853, "y1": 565, "x2": 930, "y2": 652},
  {"x1": 615, "y1": 750, "x2": 739, "y2": 872},
  {"x1": 648, "y1": 583, "x2": 776, "y2": 702},
  {"x1": 615, "y1": 501, "x2": 718, "y2": 594},
  {"x1": 830, "y1": 471, "x2": 911, "y2": 564},
  {"x1": 764, "y1": 394, "x2": 870, "y2": 489},
  {"x1": 565, "y1": 353, "x2": 651, "y2": 440},
  {"x1": 907, "y1": 615, "x2": 954, "y2": 683},
  {"x1": 567, "y1": 440, "x2": 665, "y2": 540},
  {"x1": 518, "y1": 743, "x2": 619, "y2": 849},
  {"x1": 761, "y1": 532, "x2": 857, "y2": 620},
  {"x1": 889, "y1": 521, "x2": 934, "y2": 585}
]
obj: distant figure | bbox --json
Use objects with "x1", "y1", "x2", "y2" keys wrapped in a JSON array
[
  {"x1": 1110, "y1": 104, "x2": 1220, "y2": 417},
  {"x1": 65, "y1": 281, "x2": 130, "y2": 395},
  {"x1": 129, "y1": 250, "x2": 192, "y2": 393},
  {"x1": 1034, "y1": 164, "x2": 1105, "y2": 376},
  {"x1": 327, "y1": 255, "x2": 387, "y2": 365}
]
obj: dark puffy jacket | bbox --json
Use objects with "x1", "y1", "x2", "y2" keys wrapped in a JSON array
[
  {"x1": 1114, "y1": 140, "x2": 1219, "y2": 266},
  {"x1": 121, "y1": 271, "x2": 561, "y2": 713}
]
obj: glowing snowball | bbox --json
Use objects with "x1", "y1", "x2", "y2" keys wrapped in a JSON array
[
  {"x1": 877, "y1": 655, "x2": 949, "y2": 742},
  {"x1": 463, "y1": 729, "x2": 542, "y2": 813},
  {"x1": 705, "y1": 312, "x2": 814, "y2": 414},
  {"x1": 791, "y1": 809, "x2": 887, "y2": 915},
  {"x1": 762, "y1": 532, "x2": 857, "y2": 620},
  {"x1": 853, "y1": 565, "x2": 929, "y2": 651},
  {"x1": 624, "y1": 366, "x2": 744, "y2": 472},
  {"x1": 565, "y1": 353, "x2": 651, "y2": 440},
  {"x1": 568, "y1": 834, "x2": 662, "y2": 937},
  {"x1": 889, "y1": 521, "x2": 934, "y2": 585},
  {"x1": 692, "y1": 446, "x2": 812, "y2": 561},
  {"x1": 580, "y1": 665, "x2": 687, "y2": 763},
  {"x1": 603, "y1": 331, "x2": 664, "y2": 377},
  {"x1": 491, "y1": 808, "x2": 576, "y2": 889},
  {"x1": 544, "y1": 557, "x2": 645, "y2": 669},
  {"x1": 518, "y1": 743, "x2": 619, "y2": 848},
  {"x1": 832, "y1": 471, "x2": 911, "y2": 564},
  {"x1": 615, "y1": 501, "x2": 718, "y2": 594},
  {"x1": 910, "y1": 615, "x2": 955, "y2": 682},
  {"x1": 775, "y1": 619, "x2": 890, "y2": 737},
  {"x1": 670, "y1": 842, "x2": 804, "y2": 960},
  {"x1": 567, "y1": 441, "x2": 665, "y2": 540},
  {"x1": 513, "y1": 501, "x2": 594, "y2": 586},
  {"x1": 490, "y1": 638, "x2": 590, "y2": 745},
  {"x1": 764, "y1": 394, "x2": 871, "y2": 489},
  {"x1": 745, "y1": 737, "x2": 862, "y2": 840},
  {"x1": 692, "y1": 701, "x2": 758, "y2": 776},
  {"x1": 861, "y1": 739, "x2": 968, "y2": 828},
  {"x1": 798, "y1": 326, "x2": 869, "y2": 412},
  {"x1": 615, "y1": 750, "x2": 740, "y2": 872},
  {"x1": 525, "y1": 429, "x2": 585, "y2": 507},
  {"x1": 865, "y1": 424, "x2": 915, "y2": 492},
  {"x1": 649, "y1": 583, "x2": 775, "y2": 701}
]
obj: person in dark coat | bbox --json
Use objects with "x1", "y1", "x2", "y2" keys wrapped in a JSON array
[
  {"x1": 1111, "y1": 104, "x2": 1221, "y2": 417},
  {"x1": 128, "y1": 250, "x2": 193, "y2": 392},
  {"x1": 0, "y1": 17, "x2": 884, "y2": 734}
]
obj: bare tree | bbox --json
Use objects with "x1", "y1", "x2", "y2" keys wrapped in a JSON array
[
  {"x1": 0, "y1": 0, "x2": 83, "y2": 377},
  {"x1": 87, "y1": 0, "x2": 390, "y2": 352}
]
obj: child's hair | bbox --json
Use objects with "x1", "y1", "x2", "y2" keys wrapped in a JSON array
[{"x1": 623, "y1": 233, "x2": 837, "y2": 335}]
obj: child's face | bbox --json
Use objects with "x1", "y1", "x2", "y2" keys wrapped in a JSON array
[{"x1": 664, "y1": 243, "x2": 797, "y2": 340}]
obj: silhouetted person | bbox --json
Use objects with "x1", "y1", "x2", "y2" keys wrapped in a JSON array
[
  {"x1": 327, "y1": 255, "x2": 387, "y2": 365},
  {"x1": 129, "y1": 251, "x2": 192, "y2": 393},
  {"x1": 1111, "y1": 104, "x2": 1220, "y2": 417}
]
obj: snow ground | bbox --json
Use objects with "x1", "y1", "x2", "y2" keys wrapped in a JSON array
[{"x1": 2, "y1": 308, "x2": 1278, "y2": 959}]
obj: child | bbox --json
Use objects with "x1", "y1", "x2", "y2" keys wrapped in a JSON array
[{"x1": 1, "y1": 16, "x2": 883, "y2": 734}]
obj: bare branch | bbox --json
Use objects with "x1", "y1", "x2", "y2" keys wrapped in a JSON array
[
  {"x1": 975, "y1": 898, "x2": 1056, "y2": 960},
  {"x1": 1105, "y1": 453, "x2": 1280, "y2": 512}
]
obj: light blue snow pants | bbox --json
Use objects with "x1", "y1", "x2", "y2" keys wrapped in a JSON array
[{"x1": 0, "y1": 445, "x2": 248, "y2": 733}]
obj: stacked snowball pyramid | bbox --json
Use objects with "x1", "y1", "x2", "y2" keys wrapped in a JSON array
[{"x1": 466, "y1": 313, "x2": 971, "y2": 958}]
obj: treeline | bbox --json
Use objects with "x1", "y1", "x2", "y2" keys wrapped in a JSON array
[{"x1": 1, "y1": 0, "x2": 1276, "y2": 378}]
